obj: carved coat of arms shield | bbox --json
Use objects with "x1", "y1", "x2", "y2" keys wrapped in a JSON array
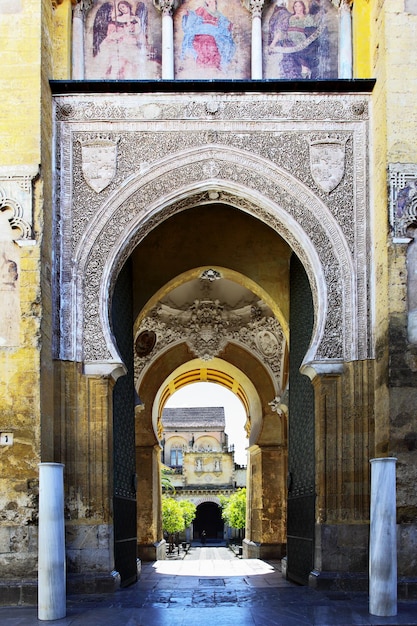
[
  {"x1": 309, "y1": 136, "x2": 347, "y2": 193},
  {"x1": 80, "y1": 137, "x2": 118, "y2": 193}
]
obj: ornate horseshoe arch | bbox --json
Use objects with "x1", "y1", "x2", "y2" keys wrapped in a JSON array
[{"x1": 58, "y1": 144, "x2": 368, "y2": 374}]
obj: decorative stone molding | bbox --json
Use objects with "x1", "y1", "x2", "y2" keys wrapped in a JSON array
[
  {"x1": 0, "y1": 167, "x2": 37, "y2": 244},
  {"x1": 54, "y1": 92, "x2": 370, "y2": 369},
  {"x1": 134, "y1": 296, "x2": 286, "y2": 388},
  {"x1": 268, "y1": 396, "x2": 285, "y2": 417},
  {"x1": 389, "y1": 164, "x2": 417, "y2": 241},
  {"x1": 55, "y1": 95, "x2": 369, "y2": 123}
]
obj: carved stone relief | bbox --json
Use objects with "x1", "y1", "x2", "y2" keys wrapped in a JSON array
[
  {"x1": 0, "y1": 167, "x2": 37, "y2": 347},
  {"x1": 79, "y1": 135, "x2": 119, "y2": 193},
  {"x1": 0, "y1": 167, "x2": 37, "y2": 244},
  {"x1": 54, "y1": 92, "x2": 371, "y2": 369},
  {"x1": 389, "y1": 164, "x2": 417, "y2": 241},
  {"x1": 0, "y1": 213, "x2": 20, "y2": 347},
  {"x1": 134, "y1": 294, "x2": 286, "y2": 389}
]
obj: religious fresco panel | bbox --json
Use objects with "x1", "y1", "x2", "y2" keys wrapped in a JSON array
[
  {"x1": 263, "y1": 0, "x2": 339, "y2": 80},
  {"x1": 85, "y1": 0, "x2": 162, "y2": 79},
  {"x1": 174, "y1": 0, "x2": 251, "y2": 80}
]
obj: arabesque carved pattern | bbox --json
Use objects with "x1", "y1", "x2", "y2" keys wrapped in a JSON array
[{"x1": 54, "y1": 93, "x2": 370, "y2": 367}]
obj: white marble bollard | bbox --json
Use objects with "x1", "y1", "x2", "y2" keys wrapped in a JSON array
[
  {"x1": 38, "y1": 463, "x2": 66, "y2": 621},
  {"x1": 369, "y1": 457, "x2": 397, "y2": 617}
]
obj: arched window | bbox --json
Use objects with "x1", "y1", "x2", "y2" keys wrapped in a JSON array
[{"x1": 170, "y1": 446, "x2": 183, "y2": 467}]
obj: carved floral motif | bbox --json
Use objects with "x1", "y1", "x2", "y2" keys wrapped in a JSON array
[
  {"x1": 134, "y1": 297, "x2": 285, "y2": 384},
  {"x1": 54, "y1": 93, "x2": 370, "y2": 367}
]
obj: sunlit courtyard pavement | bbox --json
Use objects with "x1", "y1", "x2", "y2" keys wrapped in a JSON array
[{"x1": 1, "y1": 547, "x2": 417, "y2": 625}]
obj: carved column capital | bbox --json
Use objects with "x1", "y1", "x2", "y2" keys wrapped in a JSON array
[
  {"x1": 153, "y1": 0, "x2": 180, "y2": 16},
  {"x1": 72, "y1": 0, "x2": 93, "y2": 18},
  {"x1": 339, "y1": 0, "x2": 353, "y2": 10},
  {"x1": 241, "y1": 0, "x2": 266, "y2": 19}
]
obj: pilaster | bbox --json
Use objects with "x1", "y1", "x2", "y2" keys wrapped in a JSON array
[
  {"x1": 244, "y1": 438, "x2": 287, "y2": 560},
  {"x1": 136, "y1": 406, "x2": 166, "y2": 560},
  {"x1": 59, "y1": 362, "x2": 118, "y2": 592},
  {"x1": 309, "y1": 360, "x2": 375, "y2": 589}
]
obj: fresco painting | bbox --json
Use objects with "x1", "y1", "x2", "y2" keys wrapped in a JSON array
[
  {"x1": 263, "y1": 0, "x2": 339, "y2": 79},
  {"x1": 174, "y1": 0, "x2": 251, "y2": 80},
  {"x1": 84, "y1": 0, "x2": 339, "y2": 80},
  {"x1": 85, "y1": 0, "x2": 162, "y2": 79}
]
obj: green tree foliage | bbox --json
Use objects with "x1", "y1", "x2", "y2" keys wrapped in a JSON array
[
  {"x1": 161, "y1": 466, "x2": 175, "y2": 493},
  {"x1": 221, "y1": 488, "x2": 246, "y2": 530},
  {"x1": 162, "y1": 496, "x2": 185, "y2": 535},
  {"x1": 162, "y1": 496, "x2": 196, "y2": 553},
  {"x1": 179, "y1": 499, "x2": 196, "y2": 528},
  {"x1": 162, "y1": 495, "x2": 185, "y2": 553}
]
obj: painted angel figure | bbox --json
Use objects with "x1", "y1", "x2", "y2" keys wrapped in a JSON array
[
  {"x1": 268, "y1": 0, "x2": 325, "y2": 79},
  {"x1": 92, "y1": 1, "x2": 148, "y2": 79}
]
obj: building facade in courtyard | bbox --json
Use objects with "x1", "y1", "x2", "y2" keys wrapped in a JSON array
[
  {"x1": 161, "y1": 406, "x2": 246, "y2": 541},
  {"x1": 1, "y1": 0, "x2": 417, "y2": 603}
]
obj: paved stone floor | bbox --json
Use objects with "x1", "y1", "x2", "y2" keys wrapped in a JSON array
[{"x1": 1, "y1": 547, "x2": 417, "y2": 625}]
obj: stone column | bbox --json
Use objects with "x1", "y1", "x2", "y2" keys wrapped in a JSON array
[
  {"x1": 248, "y1": 0, "x2": 265, "y2": 80},
  {"x1": 135, "y1": 405, "x2": 166, "y2": 560},
  {"x1": 243, "y1": 410, "x2": 287, "y2": 560},
  {"x1": 339, "y1": 0, "x2": 353, "y2": 79},
  {"x1": 369, "y1": 458, "x2": 397, "y2": 617},
  {"x1": 308, "y1": 362, "x2": 373, "y2": 589},
  {"x1": 72, "y1": 1, "x2": 92, "y2": 79},
  {"x1": 59, "y1": 363, "x2": 119, "y2": 592},
  {"x1": 154, "y1": 0, "x2": 179, "y2": 79},
  {"x1": 38, "y1": 463, "x2": 66, "y2": 621}
]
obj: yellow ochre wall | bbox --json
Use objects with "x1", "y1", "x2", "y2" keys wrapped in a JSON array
[{"x1": 2, "y1": 0, "x2": 417, "y2": 596}]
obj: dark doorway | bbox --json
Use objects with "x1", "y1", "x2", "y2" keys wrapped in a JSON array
[
  {"x1": 194, "y1": 502, "x2": 224, "y2": 541},
  {"x1": 287, "y1": 254, "x2": 315, "y2": 585}
]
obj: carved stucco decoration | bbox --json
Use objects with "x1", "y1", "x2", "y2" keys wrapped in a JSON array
[
  {"x1": 54, "y1": 93, "x2": 370, "y2": 370},
  {"x1": 56, "y1": 95, "x2": 368, "y2": 124},
  {"x1": 389, "y1": 164, "x2": 417, "y2": 241},
  {"x1": 79, "y1": 135, "x2": 119, "y2": 193},
  {"x1": 134, "y1": 298, "x2": 285, "y2": 386},
  {"x1": 0, "y1": 167, "x2": 37, "y2": 244},
  {"x1": 309, "y1": 134, "x2": 348, "y2": 194}
]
